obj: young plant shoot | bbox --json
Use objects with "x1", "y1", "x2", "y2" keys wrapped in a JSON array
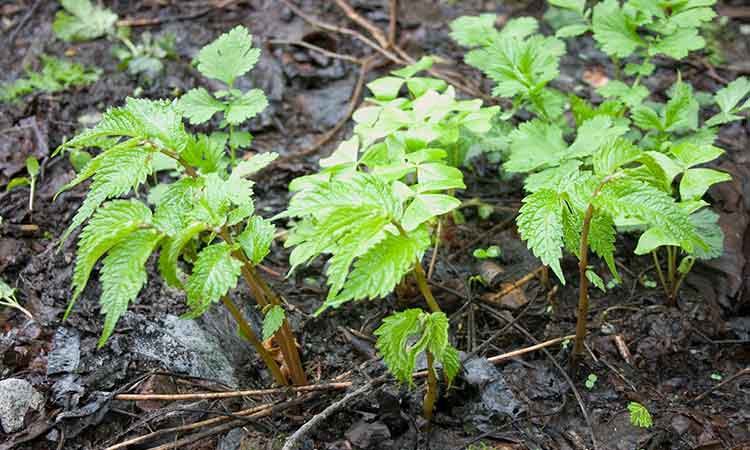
[
  {"x1": 278, "y1": 59, "x2": 492, "y2": 419},
  {"x1": 55, "y1": 26, "x2": 307, "y2": 387}
]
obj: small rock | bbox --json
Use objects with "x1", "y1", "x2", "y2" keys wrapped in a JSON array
[
  {"x1": 671, "y1": 415, "x2": 691, "y2": 435},
  {"x1": 463, "y1": 357, "x2": 525, "y2": 422},
  {"x1": 0, "y1": 378, "x2": 44, "y2": 433},
  {"x1": 218, "y1": 428, "x2": 246, "y2": 450},
  {"x1": 47, "y1": 327, "x2": 81, "y2": 375},
  {"x1": 346, "y1": 420, "x2": 391, "y2": 449}
]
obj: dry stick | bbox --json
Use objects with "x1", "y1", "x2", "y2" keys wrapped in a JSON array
[
  {"x1": 388, "y1": 0, "x2": 398, "y2": 47},
  {"x1": 274, "y1": 55, "x2": 376, "y2": 166},
  {"x1": 104, "y1": 403, "x2": 271, "y2": 450},
  {"x1": 476, "y1": 303, "x2": 599, "y2": 450},
  {"x1": 116, "y1": 0, "x2": 237, "y2": 27},
  {"x1": 334, "y1": 0, "x2": 389, "y2": 48},
  {"x1": 267, "y1": 40, "x2": 363, "y2": 64},
  {"x1": 114, "y1": 382, "x2": 352, "y2": 402},
  {"x1": 482, "y1": 266, "x2": 545, "y2": 303},
  {"x1": 691, "y1": 367, "x2": 750, "y2": 403},
  {"x1": 281, "y1": 377, "x2": 389, "y2": 450}
]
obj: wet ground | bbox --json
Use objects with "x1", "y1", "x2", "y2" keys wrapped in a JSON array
[{"x1": 1, "y1": 1, "x2": 749, "y2": 449}]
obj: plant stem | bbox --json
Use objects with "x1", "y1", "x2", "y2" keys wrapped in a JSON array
[
  {"x1": 229, "y1": 125, "x2": 236, "y2": 166},
  {"x1": 413, "y1": 260, "x2": 442, "y2": 314},
  {"x1": 651, "y1": 250, "x2": 670, "y2": 299},
  {"x1": 423, "y1": 350, "x2": 438, "y2": 422},
  {"x1": 666, "y1": 246, "x2": 677, "y2": 306},
  {"x1": 221, "y1": 296, "x2": 287, "y2": 386},
  {"x1": 220, "y1": 228, "x2": 308, "y2": 386},
  {"x1": 670, "y1": 257, "x2": 694, "y2": 302}
]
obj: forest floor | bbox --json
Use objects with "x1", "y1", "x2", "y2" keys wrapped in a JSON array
[{"x1": 1, "y1": 1, "x2": 749, "y2": 449}]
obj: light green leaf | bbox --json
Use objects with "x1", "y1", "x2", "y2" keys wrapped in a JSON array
[
  {"x1": 586, "y1": 269, "x2": 606, "y2": 292},
  {"x1": 401, "y1": 194, "x2": 461, "y2": 231},
  {"x1": 415, "y1": 163, "x2": 465, "y2": 193},
  {"x1": 517, "y1": 189, "x2": 565, "y2": 283},
  {"x1": 706, "y1": 77, "x2": 750, "y2": 126},
  {"x1": 237, "y1": 216, "x2": 275, "y2": 265},
  {"x1": 549, "y1": 0, "x2": 586, "y2": 14},
  {"x1": 262, "y1": 305, "x2": 285, "y2": 341},
  {"x1": 53, "y1": 0, "x2": 117, "y2": 42},
  {"x1": 449, "y1": 14, "x2": 500, "y2": 47},
  {"x1": 556, "y1": 24, "x2": 590, "y2": 38},
  {"x1": 184, "y1": 242, "x2": 243, "y2": 318},
  {"x1": 505, "y1": 119, "x2": 567, "y2": 173},
  {"x1": 98, "y1": 229, "x2": 162, "y2": 347},
  {"x1": 158, "y1": 221, "x2": 209, "y2": 288},
  {"x1": 593, "y1": 138, "x2": 641, "y2": 176},
  {"x1": 6, "y1": 177, "x2": 30, "y2": 191},
  {"x1": 634, "y1": 226, "x2": 680, "y2": 255},
  {"x1": 568, "y1": 116, "x2": 629, "y2": 159},
  {"x1": 597, "y1": 81, "x2": 649, "y2": 108},
  {"x1": 320, "y1": 136, "x2": 360, "y2": 168},
  {"x1": 592, "y1": 0, "x2": 644, "y2": 58},
  {"x1": 689, "y1": 208, "x2": 724, "y2": 259},
  {"x1": 233, "y1": 152, "x2": 279, "y2": 177},
  {"x1": 679, "y1": 168, "x2": 731, "y2": 201},
  {"x1": 650, "y1": 28, "x2": 705, "y2": 59},
  {"x1": 195, "y1": 26, "x2": 260, "y2": 85},
  {"x1": 391, "y1": 56, "x2": 434, "y2": 78},
  {"x1": 670, "y1": 142, "x2": 724, "y2": 169},
  {"x1": 225, "y1": 89, "x2": 268, "y2": 125},
  {"x1": 178, "y1": 88, "x2": 225, "y2": 125},
  {"x1": 367, "y1": 76, "x2": 405, "y2": 101}
]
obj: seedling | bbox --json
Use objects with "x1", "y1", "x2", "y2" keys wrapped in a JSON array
[
  {"x1": 628, "y1": 401, "x2": 653, "y2": 428},
  {"x1": 585, "y1": 373, "x2": 598, "y2": 390},
  {"x1": 473, "y1": 246, "x2": 501, "y2": 260},
  {"x1": 54, "y1": 27, "x2": 307, "y2": 387},
  {"x1": 0, "y1": 278, "x2": 33, "y2": 320},
  {"x1": 278, "y1": 59, "x2": 489, "y2": 419},
  {"x1": 53, "y1": 0, "x2": 173, "y2": 85},
  {"x1": 0, "y1": 56, "x2": 100, "y2": 103},
  {"x1": 177, "y1": 26, "x2": 268, "y2": 165},
  {"x1": 6, "y1": 157, "x2": 40, "y2": 213}
]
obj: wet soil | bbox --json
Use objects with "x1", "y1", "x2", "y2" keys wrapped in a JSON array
[{"x1": 1, "y1": 1, "x2": 749, "y2": 449}]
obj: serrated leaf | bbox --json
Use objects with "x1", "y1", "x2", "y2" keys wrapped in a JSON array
[
  {"x1": 98, "y1": 229, "x2": 162, "y2": 347},
  {"x1": 568, "y1": 116, "x2": 629, "y2": 159},
  {"x1": 679, "y1": 168, "x2": 731, "y2": 201},
  {"x1": 650, "y1": 28, "x2": 705, "y2": 59},
  {"x1": 589, "y1": 213, "x2": 618, "y2": 279},
  {"x1": 586, "y1": 269, "x2": 606, "y2": 292},
  {"x1": 262, "y1": 305, "x2": 285, "y2": 341},
  {"x1": 517, "y1": 189, "x2": 565, "y2": 283},
  {"x1": 549, "y1": 0, "x2": 586, "y2": 14},
  {"x1": 225, "y1": 89, "x2": 268, "y2": 125},
  {"x1": 153, "y1": 178, "x2": 201, "y2": 235},
  {"x1": 367, "y1": 76, "x2": 405, "y2": 101},
  {"x1": 237, "y1": 216, "x2": 275, "y2": 265},
  {"x1": 53, "y1": 0, "x2": 117, "y2": 42},
  {"x1": 449, "y1": 14, "x2": 501, "y2": 47},
  {"x1": 592, "y1": 0, "x2": 644, "y2": 58},
  {"x1": 706, "y1": 77, "x2": 750, "y2": 126},
  {"x1": 391, "y1": 56, "x2": 434, "y2": 78},
  {"x1": 158, "y1": 221, "x2": 209, "y2": 288},
  {"x1": 628, "y1": 402, "x2": 653, "y2": 429},
  {"x1": 401, "y1": 194, "x2": 461, "y2": 231},
  {"x1": 597, "y1": 81, "x2": 649, "y2": 108},
  {"x1": 69, "y1": 200, "x2": 153, "y2": 318},
  {"x1": 664, "y1": 81, "x2": 698, "y2": 132},
  {"x1": 320, "y1": 136, "x2": 359, "y2": 169},
  {"x1": 184, "y1": 242, "x2": 243, "y2": 318},
  {"x1": 182, "y1": 133, "x2": 227, "y2": 174},
  {"x1": 178, "y1": 88, "x2": 225, "y2": 125},
  {"x1": 233, "y1": 152, "x2": 278, "y2": 177},
  {"x1": 556, "y1": 24, "x2": 590, "y2": 38},
  {"x1": 415, "y1": 163, "x2": 465, "y2": 193},
  {"x1": 505, "y1": 119, "x2": 567, "y2": 173},
  {"x1": 670, "y1": 142, "x2": 724, "y2": 168},
  {"x1": 195, "y1": 26, "x2": 260, "y2": 85},
  {"x1": 374, "y1": 309, "x2": 424, "y2": 383},
  {"x1": 593, "y1": 138, "x2": 641, "y2": 176}
]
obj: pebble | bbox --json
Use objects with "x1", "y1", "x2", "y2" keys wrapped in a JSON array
[{"x1": 0, "y1": 378, "x2": 44, "y2": 433}]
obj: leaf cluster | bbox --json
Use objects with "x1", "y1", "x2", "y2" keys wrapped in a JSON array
[{"x1": 0, "y1": 56, "x2": 100, "y2": 104}]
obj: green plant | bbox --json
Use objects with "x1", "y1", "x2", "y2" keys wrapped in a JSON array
[
  {"x1": 111, "y1": 29, "x2": 176, "y2": 82},
  {"x1": 628, "y1": 401, "x2": 653, "y2": 428},
  {"x1": 53, "y1": 0, "x2": 173, "y2": 84},
  {"x1": 585, "y1": 373, "x2": 598, "y2": 389},
  {"x1": 177, "y1": 26, "x2": 268, "y2": 165},
  {"x1": 473, "y1": 246, "x2": 501, "y2": 259},
  {"x1": 278, "y1": 59, "x2": 492, "y2": 418},
  {"x1": 54, "y1": 27, "x2": 307, "y2": 387},
  {"x1": 0, "y1": 55, "x2": 100, "y2": 103},
  {"x1": 0, "y1": 278, "x2": 33, "y2": 320},
  {"x1": 6, "y1": 157, "x2": 40, "y2": 213}
]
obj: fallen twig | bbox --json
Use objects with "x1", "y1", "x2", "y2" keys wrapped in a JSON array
[
  {"x1": 268, "y1": 40, "x2": 363, "y2": 64},
  {"x1": 281, "y1": 376, "x2": 389, "y2": 450},
  {"x1": 116, "y1": 0, "x2": 237, "y2": 27},
  {"x1": 482, "y1": 266, "x2": 545, "y2": 303},
  {"x1": 114, "y1": 382, "x2": 351, "y2": 402},
  {"x1": 691, "y1": 367, "x2": 750, "y2": 403}
]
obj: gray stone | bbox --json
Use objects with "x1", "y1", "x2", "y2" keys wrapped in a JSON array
[
  {"x1": 0, "y1": 378, "x2": 44, "y2": 433},
  {"x1": 346, "y1": 420, "x2": 391, "y2": 449},
  {"x1": 47, "y1": 327, "x2": 81, "y2": 375}
]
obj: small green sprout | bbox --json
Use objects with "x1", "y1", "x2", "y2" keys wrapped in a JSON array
[
  {"x1": 0, "y1": 279, "x2": 34, "y2": 320},
  {"x1": 585, "y1": 373, "x2": 598, "y2": 390},
  {"x1": 628, "y1": 402, "x2": 653, "y2": 428},
  {"x1": 473, "y1": 246, "x2": 502, "y2": 259},
  {"x1": 6, "y1": 157, "x2": 40, "y2": 213}
]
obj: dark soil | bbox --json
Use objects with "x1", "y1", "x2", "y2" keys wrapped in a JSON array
[{"x1": 1, "y1": 1, "x2": 749, "y2": 450}]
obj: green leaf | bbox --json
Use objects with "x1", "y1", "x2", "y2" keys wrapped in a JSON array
[
  {"x1": 320, "y1": 136, "x2": 360, "y2": 169},
  {"x1": 98, "y1": 229, "x2": 162, "y2": 347},
  {"x1": 628, "y1": 402, "x2": 653, "y2": 429},
  {"x1": 568, "y1": 116, "x2": 629, "y2": 159},
  {"x1": 650, "y1": 28, "x2": 705, "y2": 59},
  {"x1": 233, "y1": 152, "x2": 278, "y2": 177},
  {"x1": 25, "y1": 157, "x2": 39, "y2": 177},
  {"x1": 178, "y1": 88, "x2": 225, "y2": 125},
  {"x1": 449, "y1": 14, "x2": 500, "y2": 47},
  {"x1": 679, "y1": 168, "x2": 731, "y2": 201},
  {"x1": 597, "y1": 81, "x2": 649, "y2": 108},
  {"x1": 367, "y1": 76, "x2": 405, "y2": 101},
  {"x1": 556, "y1": 24, "x2": 590, "y2": 38},
  {"x1": 237, "y1": 216, "x2": 275, "y2": 265},
  {"x1": 505, "y1": 119, "x2": 567, "y2": 173},
  {"x1": 592, "y1": 0, "x2": 644, "y2": 58},
  {"x1": 5, "y1": 177, "x2": 30, "y2": 191},
  {"x1": 158, "y1": 221, "x2": 208, "y2": 288},
  {"x1": 593, "y1": 138, "x2": 641, "y2": 176},
  {"x1": 589, "y1": 213, "x2": 618, "y2": 279},
  {"x1": 415, "y1": 163, "x2": 465, "y2": 193},
  {"x1": 549, "y1": 0, "x2": 586, "y2": 14},
  {"x1": 262, "y1": 305, "x2": 285, "y2": 341},
  {"x1": 517, "y1": 189, "x2": 565, "y2": 283},
  {"x1": 225, "y1": 89, "x2": 268, "y2": 125},
  {"x1": 194, "y1": 26, "x2": 260, "y2": 85},
  {"x1": 182, "y1": 133, "x2": 226, "y2": 174},
  {"x1": 706, "y1": 77, "x2": 750, "y2": 126},
  {"x1": 689, "y1": 208, "x2": 724, "y2": 260},
  {"x1": 670, "y1": 142, "x2": 724, "y2": 168},
  {"x1": 374, "y1": 309, "x2": 424, "y2": 384},
  {"x1": 153, "y1": 178, "x2": 201, "y2": 235},
  {"x1": 586, "y1": 269, "x2": 606, "y2": 292},
  {"x1": 391, "y1": 56, "x2": 434, "y2": 78},
  {"x1": 53, "y1": 0, "x2": 118, "y2": 42},
  {"x1": 184, "y1": 242, "x2": 243, "y2": 318},
  {"x1": 69, "y1": 200, "x2": 152, "y2": 318},
  {"x1": 401, "y1": 194, "x2": 461, "y2": 231},
  {"x1": 663, "y1": 80, "x2": 698, "y2": 132},
  {"x1": 634, "y1": 226, "x2": 680, "y2": 255}
]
